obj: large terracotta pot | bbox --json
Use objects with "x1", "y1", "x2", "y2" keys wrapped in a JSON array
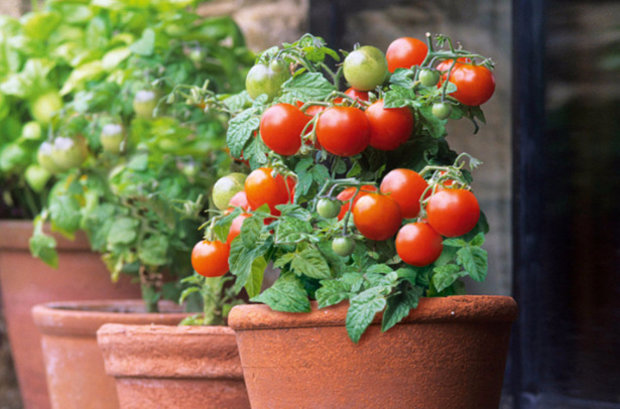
[
  {"x1": 0, "y1": 220, "x2": 140, "y2": 409},
  {"x1": 32, "y1": 300, "x2": 188, "y2": 409},
  {"x1": 229, "y1": 295, "x2": 518, "y2": 409},
  {"x1": 97, "y1": 324, "x2": 251, "y2": 409}
]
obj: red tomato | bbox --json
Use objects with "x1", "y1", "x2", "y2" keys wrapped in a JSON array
[
  {"x1": 334, "y1": 87, "x2": 370, "y2": 104},
  {"x1": 386, "y1": 37, "x2": 428, "y2": 73},
  {"x1": 426, "y1": 189, "x2": 480, "y2": 237},
  {"x1": 436, "y1": 58, "x2": 471, "y2": 74},
  {"x1": 336, "y1": 184, "x2": 377, "y2": 220},
  {"x1": 380, "y1": 169, "x2": 428, "y2": 218},
  {"x1": 316, "y1": 106, "x2": 370, "y2": 156},
  {"x1": 437, "y1": 60, "x2": 495, "y2": 106},
  {"x1": 245, "y1": 167, "x2": 295, "y2": 215},
  {"x1": 365, "y1": 100, "x2": 414, "y2": 151},
  {"x1": 227, "y1": 213, "x2": 251, "y2": 245},
  {"x1": 228, "y1": 191, "x2": 250, "y2": 211},
  {"x1": 260, "y1": 103, "x2": 310, "y2": 155},
  {"x1": 395, "y1": 222, "x2": 443, "y2": 267},
  {"x1": 191, "y1": 240, "x2": 230, "y2": 277},
  {"x1": 353, "y1": 193, "x2": 402, "y2": 241}
]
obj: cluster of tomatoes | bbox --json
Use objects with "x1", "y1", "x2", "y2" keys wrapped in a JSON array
[{"x1": 191, "y1": 35, "x2": 493, "y2": 278}]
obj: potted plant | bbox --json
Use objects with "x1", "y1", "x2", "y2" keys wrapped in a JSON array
[
  {"x1": 5, "y1": 1, "x2": 254, "y2": 408},
  {"x1": 176, "y1": 33, "x2": 517, "y2": 409}
]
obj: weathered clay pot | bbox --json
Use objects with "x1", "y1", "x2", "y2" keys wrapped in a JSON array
[
  {"x1": 0, "y1": 220, "x2": 140, "y2": 409},
  {"x1": 97, "y1": 324, "x2": 251, "y2": 409},
  {"x1": 229, "y1": 295, "x2": 518, "y2": 409},
  {"x1": 32, "y1": 300, "x2": 188, "y2": 409}
]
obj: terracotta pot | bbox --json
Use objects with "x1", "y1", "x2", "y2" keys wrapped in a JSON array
[
  {"x1": 97, "y1": 324, "x2": 251, "y2": 409},
  {"x1": 32, "y1": 300, "x2": 188, "y2": 409},
  {"x1": 0, "y1": 220, "x2": 140, "y2": 409},
  {"x1": 229, "y1": 295, "x2": 518, "y2": 409}
]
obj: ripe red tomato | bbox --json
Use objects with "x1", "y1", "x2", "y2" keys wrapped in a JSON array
[
  {"x1": 191, "y1": 240, "x2": 230, "y2": 277},
  {"x1": 353, "y1": 193, "x2": 402, "y2": 241},
  {"x1": 380, "y1": 169, "x2": 428, "y2": 218},
  {"x1": 436, "y1": 58, "x2": 471, "y2": 74},
  {"x1": 426, "y1": 189, "x2": 480, "y2": 237},
  {"x1": 396, "y1": 222, "x2": 443, "y2": 267},
  {"x1": 336, "y1": 184, "x2": 377, "y2": 220},
  {"x1": 365, "y1": 100, "x2": 414, "y2": 151},
  {"x1": 227, "y1": 213, "x2": 251, "y2": 245},
  {"x1": 334, "y1": 87, "x2": 370, "y2": 104},
  {"x1": 260, "y1": 103, "x2": 310, "y2": 155},
  {"x1": 245, "y1": 167, "x2": 295, "y2": 215},
  {"x1": 386, "y1": 37, "x2": 428, "y2": 73},
  {"x1": 437, "y1": 60, "x2": 495, "y2": 106},
  {"x1": 316, "y1": 106, "x2": 370, "y2": 156},
  {"x1": 228, "y1": 190, "x2": 250, "y2": 211}
]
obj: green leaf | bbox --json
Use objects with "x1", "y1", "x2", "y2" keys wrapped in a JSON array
[
  {"x1": 49, "y1": 195, "x2": 81, "y2": 237},
  {"x1": 316, "y1": 279, "x2": 349, "y2": 308},
  {"x1": 281, "y1": 72, "x2": 336, "y2": 101},
  {"x1": 60, "y1": 61, "x2": 105, "y2": 95},
  {"x1": 245, "y1": 256, "x2": 266, "y2": 298},
  {"x1": 101, "y1": 47, "x2": 131, "y2": 70},
  {"x1": 432, "y1": 264, "x2": 465, "y2": 292},
  {"x1": 290, "y1": 247, "x2": 332, "y2": 279},
  {"x1": 418, "y1": 104, "x2": 447, "y2": 139},
  {"x1": 107, "y1": 217, "x2": 139, "y2": 245},
  {"x1": 138, "y1": 234, "x2": 169, "y2": 266},
  {"x1": 384, "y1": 85, "x2": 415, "y2": 108},
  {"x1": 222, "y1": 91, "x2": 252, "y2": 111},
  {"x1": 395, "y1": 267, "x2": 418, "y2": 286},
  {"x1": 275, "y1": 216, "x2": 312, "y2": 244},
  {"x1": 389, "y1": 68, "x2": 414, "y2": 88},
  {"x1": 240, "y1": 215, "x2": 263, "y2": 248},
  {"x1": 443, "y1": 238, "x2": 468, "y2": 247},
  {"x1": 456, "y1": 246, "x2": 488, "y2": 282},
  {"x1": 346, "y1": 287, "x2": 387, "y2": 343},
  {"x1": 179, "y1": 286, "x2": 200, "y2": 304},
  {"x1": 251, "y1": 272, "x2": 311, "y2": 313},
  {"x1": 29, "y1": 231, "x2": 58, "y2": 268},
  {"x1": 226, "y1": 110, "x2": 259, "y2": 158},
  {"x1": 469, "y1": 233, "x2": 485, "y2": 247},
  {"x1": 381, "y1": 286, "x2": 422, "y2": 332},
  {"x1": 129, "y1": 28, "x2": 155, "y2": 56}
]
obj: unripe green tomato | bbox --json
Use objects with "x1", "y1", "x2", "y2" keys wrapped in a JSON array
[
  {"x1": 37, "y1": 141, "x2": 62, "y2": 174},
  {"x1": 332, "y1": 236, "x2": 355, "y2": 257},
  {"x1": 25, "y1": 164, "x2": 51, "y2": 193},
  {"x1": 0, "y1": 143, "x2": 29, "y2": 172},
  {"x1": 212, "y1": 172, "x2": 247, "y2": 210},
  {"x1": 133, "y1": 90, "x2": 158, "y2": 119},
  {"x1": 51, "y1": 136, "x2": 89, "y2": 171},
  {"x1": 343, "y1": 46, "x2": 388, "y2": 91},
  {"x1": 30, "y1": 90, "x2": 63, "y2": 124},
  {"x1": 21, "y1": 121, "x2": 42, "y2": 140},
  {"x1": 245, "y1": 63, "x2": 290, "y2": 101},
  {"x1": 419, "y1": 69, "x2": 440, "y2": 87},
  {"x1": 432, "y1": 102, "x2": 452, "y2": 120},
  {"x1": 317, "y1": 198, "x2": 341, "y2": 219},
  {"x1": 100, "y1": 124, "x2": 125, "y2": 154}
]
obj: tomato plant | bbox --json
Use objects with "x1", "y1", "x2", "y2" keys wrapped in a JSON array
[
  {"x1": 260, "y1": 103, "x2": 309, "y2": 155},
  {"x1": 365, "y1": 100, "x2": 414, "y2": 151},
  {"x1": 316, "y1": 106, "x2": 370, "y2": 156},
  {"x1": 386, "y1": 37, "x2": 428, "y2": 72},
  {"x1": 353, "y1": 193, "x2": 402, "y2": 241},
  {"x1": 396, "y1": 222, "x2": 443, "y2": 267},
  {"x1": 426, "y1": 189, "x2": 480, "y2": 237},
  {"x1": 191, "y1": 240, "x2": 230, "y2": 277}
]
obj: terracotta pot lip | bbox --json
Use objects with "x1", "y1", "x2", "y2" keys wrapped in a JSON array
[
  {"x1": 98, "y1": 323, "x2": 233, "y2": 337},
  {"x1": 0, "y1": 219, "x2": 92, "y2": 251},
  {"x1": 32, "y1": 299, "x2": 188, "y2": 337},
  {"x1": 229, "y1": 295, "x2": 518, "y2": 331}
]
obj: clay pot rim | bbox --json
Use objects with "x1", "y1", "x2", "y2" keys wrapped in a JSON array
[
  {"x1": 0, "y1": 219, "x2": 91, "y2": 251},
  {"x1": 32, "y1": 299, "x2": 189, "y2": 337},
  {"x1": 98, "y1": 323, "x2": 233, "y2": 337},
  {"x1": 229, "y1": 295, "x2": 517, "y2": 331}
]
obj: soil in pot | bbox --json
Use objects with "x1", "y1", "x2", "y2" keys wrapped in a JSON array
[
  {"x1": 97, "y1": 324, "x2": 250, "y2": 409},
  {"x1": 229, "y1": 295, "x2": 518, "y2": 409},
  {"x1": 32, "y1": 300, "x2": 188, "y2": 409},
  {"x1": 0, "y1": 220, "x2": 140, "y2": 409}
]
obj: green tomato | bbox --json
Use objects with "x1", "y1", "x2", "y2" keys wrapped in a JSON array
[
  {"x1": 317, "y1": 198, "x2": 341, "y2": 219},
  {"x1": 50, "y1": 136, "x2": 89, "y2": 171},
  {"x1": 25, "y1": 164, "x2": 51, "y2": 193},
  {"x1": 332, "y1": 236, "x2": 355, "y2": 257},
  {"x1": 133, "y1": 90, "x2": 158, "y2": 119},
  {"x1": 245, "y1": 62, "x2": 290, "y2": 101},
  {"x1": 21, "y1": 121, "x2": 42, "y2": 140},
  {"x1": 100, "y1": 123, "x2": 125, "y2": 154},
  {"x1": 212, "y1": 172, "x2": 247, "y2": 210},
  {"x1": 30, "y1": 90, "x2": 63, "y2": 124},
  {"x1": 431, "y1": 102, "x2": 452, "y2": 120},
  {"x1": 37, "y1": 141, "x2": 62, "y2": 174},
  {"x1": 343, "y1": 46, "x2": 388, "y2": 91},
  {"x1": 419, "y1": 69, "x2": 440, "y2": 87},
  {"x1": 0, "y1": 143, "x2": 29, "y2": 173}
]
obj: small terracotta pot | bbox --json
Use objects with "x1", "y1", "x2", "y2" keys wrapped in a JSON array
[
  {"x1": 229, "y1": 295, "x2": 518, "y2": 409},
  {"x1": 0, "y1": 220, "x2": 140, "y2": 409},
  {"x1": 97, "y1": 324, "x2": 251, "y2": 409},
  {"x1": 32, "y1": 300, "x2": 188, "y2": 409}
]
